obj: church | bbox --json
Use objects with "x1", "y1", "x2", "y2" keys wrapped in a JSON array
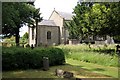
[{"x1": 28, "y1": 9, "x2": 73, "y2": 46}]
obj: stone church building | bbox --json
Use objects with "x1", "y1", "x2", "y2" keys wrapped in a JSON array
[{"x1": 28, "y1": 9, "x2": 72, "y2": 46}]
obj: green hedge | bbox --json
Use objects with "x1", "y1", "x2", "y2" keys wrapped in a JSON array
[{"x1": 2, "y1": 47, "x2": 65, "y2": 70}]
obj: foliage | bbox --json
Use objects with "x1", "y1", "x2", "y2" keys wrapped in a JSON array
[
  {"x1": 2, "y1": 47, "x2": 65, "y2": 71},
  {"x1": 2, "y1": 2, "x2": 42, "y2": 46},
  {"x1": 56, "y1": 45, "x2": 118, "y2": 67},
  {"x1": 67, "y1": 2, "x2": 120, "y2": 40},
  {"x1": 105, "y1": 2, "x2": 120, "y2": 36},
  {"x1": 4, "y1": 36, "x2": 15, "y2": 43},
  {"x1": 20, "y1": 32, "x2": 29, "y2": 43},
  {"x1": 22, "y1": 32, "x2": 29, "y2": 39}
]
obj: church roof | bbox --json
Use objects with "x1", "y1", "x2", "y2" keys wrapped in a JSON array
[
  {"x1": 56, "y1": 11, "x2": 73, "y2": 20},
  {"x1": 38, "y1": 20, "x2": 57, "y2": 26}
]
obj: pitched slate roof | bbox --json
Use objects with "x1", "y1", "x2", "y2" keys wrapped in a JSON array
[
  {"x1": 56, "y1": 11, "x2": 73, "y2": 20},
  {"x1": 38, "y1": 20, "x2": 57, "y2": 26}
]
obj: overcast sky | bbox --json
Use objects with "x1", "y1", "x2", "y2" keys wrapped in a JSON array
[
  {"x1": 34, "y1": 0, "x2": 78, "y2": 19},
  {"x1": 20, "y1": 0, "x2": 78, "y2": 37}
]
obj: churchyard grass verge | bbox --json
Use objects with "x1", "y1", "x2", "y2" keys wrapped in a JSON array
[
  {"x1": 2, "y1": 44, "x2": 118, "y2": 78},
  {"x1": 56, "y1": 44, "x2": 118, "y2": 67},
  {"x1": 2, "y1": 58, "x2": 118, "y2": 78}
]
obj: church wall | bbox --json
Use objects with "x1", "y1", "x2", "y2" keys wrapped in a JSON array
[
  {"x1": 49, "y1": 11, "x2": 64, "y2": 44},
  {"x1": 28, "y1": 27, "x2": 36, "y2": 47},
  {"x1": 37, "y1": 25, "x2": 60, "y2": 46}
]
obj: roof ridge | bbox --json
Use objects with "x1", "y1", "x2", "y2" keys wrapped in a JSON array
[{"x1": 38, "y1": 19, "x2": 57, "y2": 26}]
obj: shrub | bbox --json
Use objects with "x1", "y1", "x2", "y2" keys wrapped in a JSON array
[{"x1": 2, "y1": 47, "x2": 65, "y2": 71}]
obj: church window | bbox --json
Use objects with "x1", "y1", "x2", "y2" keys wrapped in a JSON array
[{"x1": 47, "y1": 31, "x2": 51, "y2": 39}]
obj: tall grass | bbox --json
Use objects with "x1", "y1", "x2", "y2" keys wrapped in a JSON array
[{"x1": 56, "y1": 44, "x2": 118, "y2": 67}]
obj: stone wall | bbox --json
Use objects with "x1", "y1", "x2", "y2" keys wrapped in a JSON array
[
  {"x1": 69, "y1": 39, "x2": 80, "y2": 45},
  {"x1": 37, "y1": 25, "x2": 60, "y2": 46},
  {"x1": 49, "y1": 11, "x2": 64, "y2": 44}
]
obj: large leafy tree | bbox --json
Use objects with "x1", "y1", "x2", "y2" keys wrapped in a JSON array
[
  {"x1": 2, "y1": 2, "x2": 42, "y2": 46},
  {"x1": 88, "y1": 2, "x2": 120, "y2": 37},
  {"x1": 105, "y1": 2, "x2": 120, "y2": 37},
  {"x1": 86, "y1": 3, "x2": 109, "y2": 36},
  {"x1": 67, "y1": 2, "x2": 120, "y2": 40},
  {"x1": 66, "y1": 2, "x2": 92, "y2": 39}
]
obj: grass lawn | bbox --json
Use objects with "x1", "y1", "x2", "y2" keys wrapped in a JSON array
[
  {"x1": 2, "y1": 58, "x2": 118, "y2": 79},
  {"x1": 2, "y1": 44, "x2": 118, "y2": 79},
  {"x1": 56, "y1": 44, "x2": 118, "y2": 67}
]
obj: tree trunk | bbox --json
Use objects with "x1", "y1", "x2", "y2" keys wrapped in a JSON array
[
  {"x1": 15, "y1": 27, "x2": 20, "y2": 46},
  {"x1": 35, "y1": 21, "x2": 38, "y2": 47}
]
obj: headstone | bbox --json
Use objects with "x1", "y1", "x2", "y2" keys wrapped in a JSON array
[
  {"x1": 55, "y1": 69, "x2": 64, "y2": 77},
  {"x1": 55, "y1": 69, "x2": 74, "y2": 78},
  {"x1": 63, "y1": 71, "x2": 74, "y2": 78},
  {"x1": 43, "y1": 57, "x2": 49, "y2": 71},
  {"x1": 105, "y1": 36, "x2": 114, "y2": 44}
]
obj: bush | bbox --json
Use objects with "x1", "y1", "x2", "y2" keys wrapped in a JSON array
[{"x1": 2, "y1": 47, "x2": 65, "y2": 71}]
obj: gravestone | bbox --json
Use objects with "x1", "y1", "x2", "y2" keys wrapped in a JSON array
[
  {"x1": 55, "y1": 69, "x2": 74, "y2": 78},
  {"x1": 43, "y1": 57, "x2": 49, "y2": 71},
  {"x1": 63, "y1": 71, "x2": 74, "y2": 78},
  {"x1": 55, "y1": 69, "x2": 64, "y2": 77}
]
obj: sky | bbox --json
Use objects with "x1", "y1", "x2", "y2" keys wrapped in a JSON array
[{"x1": 19, "y1": 0, "x2": 78, "y2": 37}]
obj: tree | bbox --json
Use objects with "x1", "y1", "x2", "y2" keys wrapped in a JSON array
[
  {"x1": 2, "y1": 2, "x2": 42, "y2": 46},
  {"x1": 33, "y1": 8, "x2": 43, "y2": 46},
  {"x1": 67, "y1": 2, "x2": 120, "y2": 40},
  {"x1": 105, "y1": 2, "x2": 120, "y2": 37},
  {"x1": 22, "y1": 32, "x2": 29, "y2": 39},
  {"x1": 86, "y1": 3, "x2": 109, "y2": 36},
  {"x1": 20, "y1": 32, "x2": 29, "y2": 43},
  {"x1": 67, "y1": 2, "x2": 92, "y2": 39}
]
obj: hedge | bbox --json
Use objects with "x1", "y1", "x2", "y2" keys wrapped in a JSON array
[{"x1": 2, "y1": 47, "x2": 65, "y2": 70}]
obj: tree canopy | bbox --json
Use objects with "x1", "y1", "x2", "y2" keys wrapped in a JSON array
[
  {"x1": 67, "y1": 2, "x2": 120, "y2": 40},
  {"x1": 2, "y1": 2, "x2": 42, "y2": 46}
]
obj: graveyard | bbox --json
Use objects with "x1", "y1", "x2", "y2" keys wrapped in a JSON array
[
  {"x1": 2, "y1": 44, "x2": 118, "y2": 79},
  {"x1": 1, "y1": 1, "x2": 120, "y2": 80}
]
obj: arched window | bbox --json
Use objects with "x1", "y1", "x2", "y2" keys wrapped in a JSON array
[{"x1": 47, "y1": 31, "x2": 51, "y2": 39}]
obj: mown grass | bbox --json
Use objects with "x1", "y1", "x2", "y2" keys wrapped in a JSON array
[
  {"x1": 2, "y1": 44, "x2": 118, "y2": 78},
  {"x1": 2, "y1": 58, "x2": 118, "y2": 78},
  {"x1": 56, "y1": 44, "x2": 118, "y2": 67},
  {"x1": 66, "y1": 59, "x2": 118, "y2": 78}
]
